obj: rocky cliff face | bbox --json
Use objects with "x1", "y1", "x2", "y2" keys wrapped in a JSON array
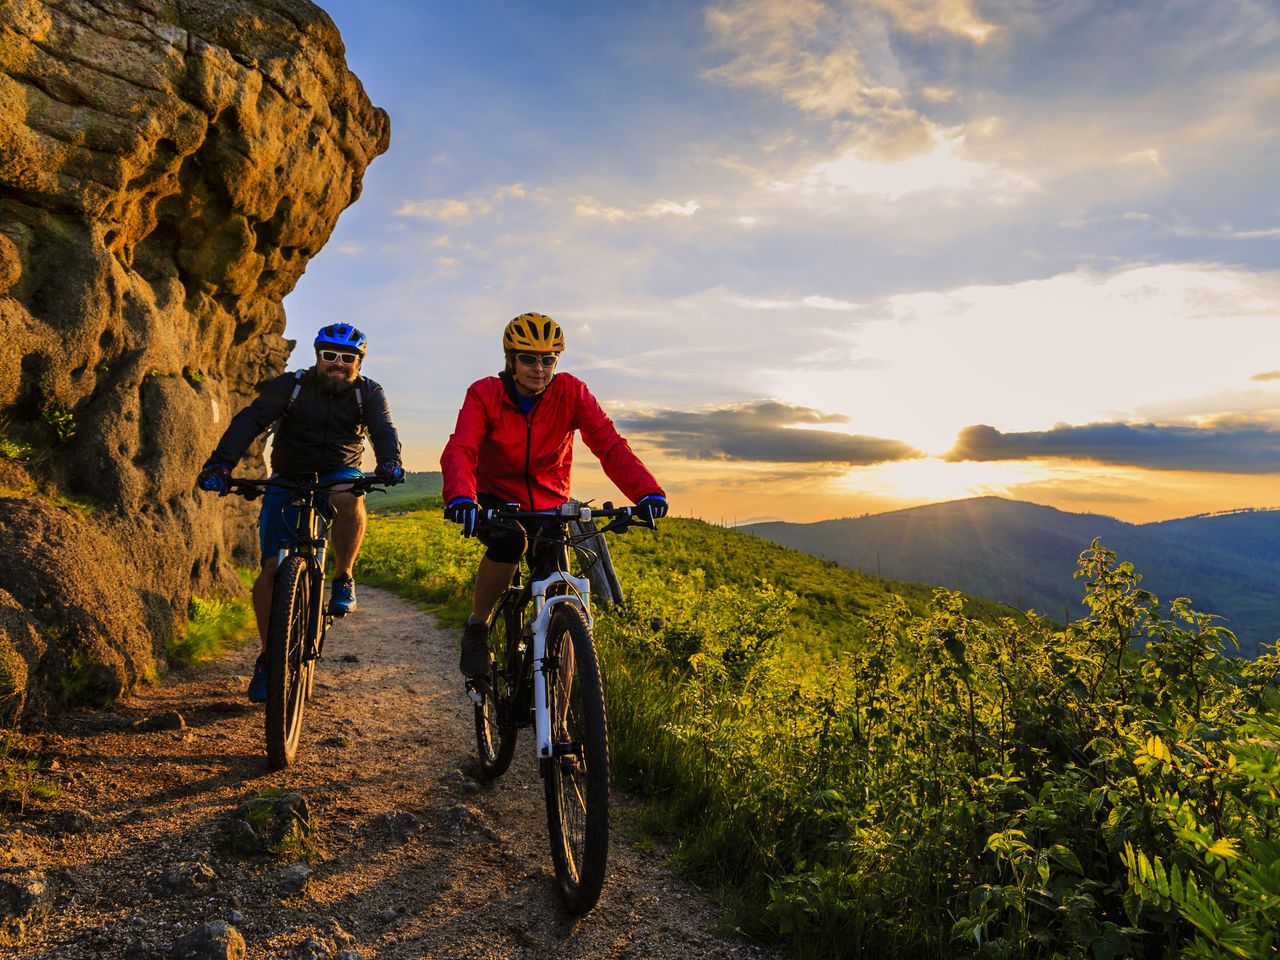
[{"x1": 0, "y1": 0, "x2": 389, "y2": 723}]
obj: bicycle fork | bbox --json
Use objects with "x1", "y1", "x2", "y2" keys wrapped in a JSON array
[{"x1": 530, "y1": 571, "x2": 593, "y2": 761}]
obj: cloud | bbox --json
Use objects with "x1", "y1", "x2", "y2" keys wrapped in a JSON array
[
  {"x1": 1253, "y1": 370, "x2": 1280, "y2": 382},
  {"x1": 617, "y1": 400, "x2": 923, "y2": 465},
  {"x1": 395, "y1": 198, "x2": 487, "y2": 223},
  {"x1": 395, "y1": 183, "x2": 531, "y2": 223},
  {"x1": 703, "y1": 0, "x2": 933, "y2": 155},
  {"x1": 946, "y1": 420, "x2": 1280, "y2": 474},
  {"x1": 573, "y1": 196, "x2": 701, "y2": 222},
  {"x1": 865, "y1": 0, "x2": 997, "y2": 43},
  {"x1": 728, "y1": 294, "x2": 861, "y2": 311},
  {"x1": 778, "y1": 129, "x2": 1035, "y2": 201}
]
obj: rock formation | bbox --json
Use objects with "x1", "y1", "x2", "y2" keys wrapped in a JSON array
[{"x1": 0, "y1": 0, "x2": 390, "y2": 723}]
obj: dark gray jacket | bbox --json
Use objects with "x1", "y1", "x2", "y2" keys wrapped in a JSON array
[{"x1": 208, "y1": 368, "x2": 401, "y2": 478}]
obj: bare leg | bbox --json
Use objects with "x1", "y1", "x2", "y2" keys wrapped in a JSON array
[
  {"x1": 329, "y1": 490, "x2": 366, "y2": 579},
  {"x1": 251, "y1": 557, "x2": 279, "y2": 655},
  {"x1": 472, "y1": 556, "x2": 518, "y2": 623}
]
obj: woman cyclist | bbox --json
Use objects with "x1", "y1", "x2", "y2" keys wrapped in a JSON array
[{"x1": 439, "y1": 312, "x2": 667, "y2": 678}]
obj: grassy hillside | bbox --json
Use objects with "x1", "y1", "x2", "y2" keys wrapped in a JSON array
[
  {"x1": 359, "y1": 502, "x2": 1280, "y2": 959},
  {"x1": 746, "y1": 497, "x2": 1280, "y2": 654},
  {"x1": 364, "y1": 470, "x2": 442, "y2": 512}
]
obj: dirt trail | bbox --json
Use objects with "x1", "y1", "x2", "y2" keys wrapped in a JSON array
[{"x1": 10, "y1": 586, "x2": 782, "y2": 959}]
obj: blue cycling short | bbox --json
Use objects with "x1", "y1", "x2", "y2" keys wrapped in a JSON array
[{"x1": 259, "y1": 466, "x2": 364, "y2": 562}]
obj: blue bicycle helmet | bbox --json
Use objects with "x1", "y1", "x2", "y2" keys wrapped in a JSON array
[{"x1": 314, "y1": 323, "x2": 367, "y2": 357}]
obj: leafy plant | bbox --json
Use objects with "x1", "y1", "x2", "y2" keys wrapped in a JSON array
[
  {"x1": 0, "y1": 418, "x2": 37, "y2": 461},
  {"x1": 40, "y1": 407, "x2": 76, "y2": 443},
  {"x1": 169, "y1": 595, "x2": 253, "y2": 666},
  {"x1": 0, "y1": 732, "x2": 59, "y2": 823}
]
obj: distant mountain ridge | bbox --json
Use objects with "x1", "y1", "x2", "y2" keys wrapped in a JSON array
[{"x1": 744, "y1": 497, "x2": 1280, "y2": 654}]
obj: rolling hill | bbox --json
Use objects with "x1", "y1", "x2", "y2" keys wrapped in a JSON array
[
  {"x1": 365, "y1": 470, "x2": 443, "y2": 511},
  {"x1": 744, "y1": 497, "x2": 1280, "y2": 654}
]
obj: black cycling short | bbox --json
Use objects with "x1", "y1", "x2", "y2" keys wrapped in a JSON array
[{"x1": 476, "y1": 493, "x2": 564, "y2": 568}]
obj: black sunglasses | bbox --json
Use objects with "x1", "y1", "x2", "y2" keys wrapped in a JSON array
[
  {"x1": 319, "y1": 350, "x2": 360, "y2": 364},
  {"x1": 515, "y1": 352, "x2": 558, "y2": 368}
]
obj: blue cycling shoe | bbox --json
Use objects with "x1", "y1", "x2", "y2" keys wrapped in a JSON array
[
  {"x1": 247, "y1": 653, "x2": 268, "y2": 703},
  {"x1": 330, "y1": 576, "x2": 357, "y2": 616}
]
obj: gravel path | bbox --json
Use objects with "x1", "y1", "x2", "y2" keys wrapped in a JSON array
[{"x1": 7, "y1": 586, "x2": 784, "y2": 959}]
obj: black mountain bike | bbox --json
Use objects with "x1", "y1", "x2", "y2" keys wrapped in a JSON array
[
  {"x1": 228, "y1": 473, "x2": 384, "y2": 769},
  {"x1": 468, "y1": 501, "x2": 649, "y2": 914}
]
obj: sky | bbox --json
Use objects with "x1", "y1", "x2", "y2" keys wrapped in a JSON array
[{"x1": 285, "y1": 0, "x2": 1280, "y2": 525}]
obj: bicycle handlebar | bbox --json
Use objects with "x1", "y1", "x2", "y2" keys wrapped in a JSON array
[
  {"x1": 482, "y1": 501, "x2": 654, "y2": 532},
  {"x1": 226, "y1": 473, "x2": 386, "y2": 500}
]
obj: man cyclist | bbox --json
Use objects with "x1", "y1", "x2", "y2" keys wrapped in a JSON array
[
  {"x1": 197, "y1": 323, "x2": 404, "y2": 701},
  {"x1": 440, "y1": 312, "x2": 667, "y2": 679}
]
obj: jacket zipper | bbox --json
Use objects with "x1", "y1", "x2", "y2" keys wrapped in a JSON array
[{"x1": 523, "y1": 402, "x2": 536, "y2": 509}]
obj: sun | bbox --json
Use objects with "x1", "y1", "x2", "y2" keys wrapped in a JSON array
[{"x1": 843, "y1": 457, "x2": 1054, "y2": 503}]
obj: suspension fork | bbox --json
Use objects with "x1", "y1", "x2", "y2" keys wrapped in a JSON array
[
  {"x1": 531, "y1": 571, "x2": 594, "y2": 759},
  {"x1": 306, "y1": 506, "x2": 329, "y2": 661}
]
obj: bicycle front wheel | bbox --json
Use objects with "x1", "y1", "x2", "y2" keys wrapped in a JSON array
[
  {"x1": 265, "y1": 556, "x2": 310, "y2": 770},
  {"x1": 474, "y1": 593, "x2": 522, "y2": 779},
  {"x1": 543, "y1": 604, "x2": 609, "y2": 914}
]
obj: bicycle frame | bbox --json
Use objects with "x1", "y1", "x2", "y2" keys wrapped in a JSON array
[{"x1": 272, "y1": 490, "x2": 331, "y2": 663}]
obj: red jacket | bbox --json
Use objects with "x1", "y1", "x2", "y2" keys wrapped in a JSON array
[{"x1": 441, "y1": 371, "x2": 663, "y2": 510}]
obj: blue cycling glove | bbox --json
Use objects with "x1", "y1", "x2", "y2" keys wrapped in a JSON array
[
  {"x1": 197, "y1": 463, "x2": 231, "y2": 496},
  {"x1": 376, "y1": 461, "x2": 405, "y2": 486},
  {"x1": 637, "y1": 494, "x2": 667, "y2": 524},
  {"x1": 445, "y1": 497, "x2": 480, "y2": 537}
]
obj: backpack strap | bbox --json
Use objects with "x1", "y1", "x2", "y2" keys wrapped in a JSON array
[{"x1": 265, "y1": 370, "x2": 305, "y2": 439}]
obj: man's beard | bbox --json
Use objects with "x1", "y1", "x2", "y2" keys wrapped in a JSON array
[{"x1": 318, "y1": 368, "x2": 356, "y2": 396}]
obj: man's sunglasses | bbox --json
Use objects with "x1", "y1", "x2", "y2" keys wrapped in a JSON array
[
  {"x1": 515, "y1": 352, "x2": 558, "y2": 368},
  {"x1": 319, "y1": 350, "x2": 360, "y2": 365}
]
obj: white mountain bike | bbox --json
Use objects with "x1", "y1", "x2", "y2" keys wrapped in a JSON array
[{"x1": 466, "y1": 501, "x2": 646, "y2": 914}]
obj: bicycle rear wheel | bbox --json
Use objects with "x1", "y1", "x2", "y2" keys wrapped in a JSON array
[
  {"x1": 474, "y1": 592, "x2": 522, "y2": 779},
  {"x1": 543, "y1": 604, "x2": 609, "y2": 913},
  {"x1": 265, "y1": 556, "x2": 310, "y2": 770}
]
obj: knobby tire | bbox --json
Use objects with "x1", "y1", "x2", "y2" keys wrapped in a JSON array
[
  {"x1": 543, "y1": 604, "x2": 609, "y2": 914},
  {"x1": 265, "y1": 556, "x2": 309, "y2": 770},
  {"x1": 474, "y1": 592, "x2": 522, "y2": 778}
]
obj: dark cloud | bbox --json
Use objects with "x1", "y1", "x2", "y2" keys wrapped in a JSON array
[
  {"x1": 946, "y1": 421, "x2": 1280, "y2": 474},
  {"x1": 618, "y1": 401, "x2": 922, "y2": 465},
  {"x1": 1251, "y1": 370, "x2": 1280, "y2": 382}
]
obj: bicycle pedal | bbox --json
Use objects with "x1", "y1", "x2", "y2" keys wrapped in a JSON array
[{"x1": 465, "y1": 678, "x2": 491, "y2": 704}]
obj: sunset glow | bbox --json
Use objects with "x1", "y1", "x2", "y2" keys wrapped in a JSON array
[{"x1": 287, "y1": 1, "x2": 1280, "y2": 524}]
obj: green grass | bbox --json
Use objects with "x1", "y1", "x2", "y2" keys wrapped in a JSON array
[
  {"x1": 364, "y1": 471, "x2": 444, "y2": 514},
  {"x1": 0, "y1": 419, "x2": 36, "y2": 461},
  {"x1": 168, "y1": 568, "x2": 258, "y2": 666},
  {"x1": 0, "y1": 732, "x2": 59, "y2": 823},
  {"x1": 357, "y1": 495, "x2": 482, "y2": 625},
  {"x1": 362, "y1": 504, "x2": 1280, "y2": 959}
]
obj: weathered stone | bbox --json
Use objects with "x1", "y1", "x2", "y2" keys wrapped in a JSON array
[
  {"x1": 0, "y1": 866, "x2": 53, "y2": 946},
  {"x1": 161, "y1": 860, "x2": 217, "y2": 896},
  {"x1": 172, "y1": 919, "x2": 246, "y2": 960},
  {"x1": 279, "y1": 861, "x2": 312, "y2": 895},
  {"x1": 44, "y1": 807, "x2": 93, "y2": 835},
  {"x1": 384, "y1": 810, "x2": 423, "y2": 838},
  {"x1": 218, "y1": 818, "x2": 260, "y2": 856},
  {"x1": 0, "y1": 0, "x2": 389, "y2": 724},
  {"x1": 296, "y1": 934, "x2": 334, "y2": 959},
  {"x1": 132, "y1": 710, "x2": 186, "y2": 732},
  {"x1": 233, "y1": 791, "x2": 311, "y2": 853}
]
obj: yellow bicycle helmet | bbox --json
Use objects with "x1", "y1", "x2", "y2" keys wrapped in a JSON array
[{"x1": 503, "y1": 312, "x2": 565, "y2": 353}]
